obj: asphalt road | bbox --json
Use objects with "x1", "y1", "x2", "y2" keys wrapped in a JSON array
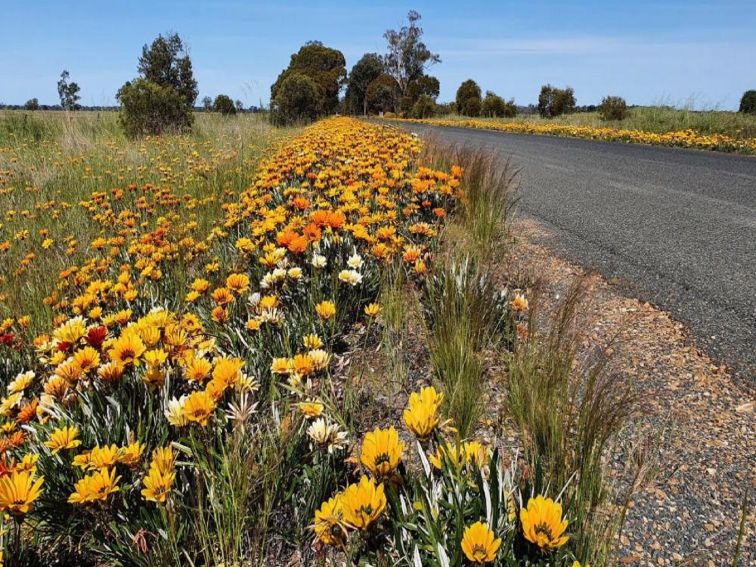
[{"x1": 401, "y1": 123, "x2": 756, "y2": 383}]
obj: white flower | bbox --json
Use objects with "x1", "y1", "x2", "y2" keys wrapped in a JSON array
[
  {"x1": 8, "y1": 370, "x2": 35, "y2": 394},
  {"x1": 272, "y1": 268, "x2": 287, "y2": 281},
  {"x1": 311, "y1": 254, "x2": 327, "y2": 269},
  {"x1": 249, "y1": 292, "x2": 261, "y2": 307},
  {"x1": 338, "y1": 269, "x2": 363, "y2": 286},
  {"x1": 347, "y1": 253, "x2": 363, "y2": 270},
  {"x1": 307, "y1": 418, "x2": 348, "y2": 453},
  {"x1": 165, "y1": 396, "x2": 188, "y2": 427}
]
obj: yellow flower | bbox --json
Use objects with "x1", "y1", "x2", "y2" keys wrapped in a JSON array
[
  {"x1": 510, "y1": 293, "x2": 529, "y2": 312},
  {"x1": 313, "y1": 495, "x2": 346, "y2": 546},
  {"x1": 73, "y1": 346, "x2": 100, "y2": 373},
  {"x1": 403, "y1": 385, "x2": 443, "y2": 438},
  {"x1": 315, "y1": 300, "x2": 336, "y2": 321},
  {"x1": 461, "y1": 521, "x2": 501, "y2": 564},
  {"x1": 118, "y1": 440, "x2": 145, "y2": 467},
  {"x1": 429, "y1": 440, "x2": 489, "y2": 470},
  {"x1": 360, "y1": 426, "x2": 404, "y2": 479},
  {"x1": 298, "y1": 401, "x2": 324, "y2": 418},
  {"x1": 44, "y1": 425, "x2": 82, "y2": 453},
  {"x1": 364, "y1": 303, "x2": 381, "y2": 317},
  {"x1": 150, "y1": 446, "x2": 175, "y2": 475},
  {"x1": 141, "y1": 467, "x2": 175, "y2": 503},
  {"x1": 340, "y1": 475, "x2": 386, "y2": 530},
  {"x1": 53, "y1": 316, "x2": 87, "y2": 345},
  {"x1": 212, "y1": 356, "x2": 244, "y2": 388},
  {"x1": 87, "y1": 444, "x2": 120, "y2": 469},
  {"x1": 68, "y1": 467, "x2": 120, "y2": 504},
  {"x1": 520, "y1": 495, "x2": 569, "y2": 550},
  {"x1": 0, "y1": 470, "x2": 44, "y2": 516},
  {"x1": 302, "y1": 333, "x2": 323, "y2": 349},
  {"x1": 108, "y1": 330, "x2": 146, "y2": 366},
  {"x1": 182, "y1": 390, "x2": 216, "y2": 426}
]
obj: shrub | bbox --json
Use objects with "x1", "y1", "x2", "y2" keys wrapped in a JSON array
[
  {"x1": 598, "y1": 96, "x2": 628, "y2": 121},
  {"x1": 213, "y1": 94, "x2": 237, "y2": 115},
  {"x1": 116, "y1": 78, "x2": 193, "y2": 137},
  {"x1": 24, "y1": 98, "x2": 40, "y2": 111},
  {"x1": 538, "y1": 84, "x2": 576, "y2": 118},
  {"x1": 411, "y1": 94, "x2": 436, "y2": 118},
  {"x1": 456, "y1": 79, "x2": 482, "y2": 116},
  {"x1": 739, "y1": 90, "x2": 756, "y2": 114},
  {"x1": 271, "y1": 72, "x2": 320, "y2": 124},
  {"x1": 481, "y1": 91, "x2": 516, "y2": 118}
]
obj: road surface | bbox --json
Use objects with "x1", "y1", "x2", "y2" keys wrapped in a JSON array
[{"x1": 401, "y1": 123, "x2": 756, "y2": 383}]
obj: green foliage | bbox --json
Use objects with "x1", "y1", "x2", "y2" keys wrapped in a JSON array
[
  {"x1": 538, "y1": 84, "x2": 576, "y2": 118},
  {"x1": 213, "y1": 94, "x2": 237, "y2": 115},
  {"x1": 346, "y1": 53, "x2": 384, "y2": 114},
  {"x1": 57, "y1": 70, "x2": 81, "y2": 110},
  {"x1": 137, "y1": 33, "x2": 198, "y2": 108},
  {"x1": 271, "y1": 72, "x2": 321, "y2": 125},
  {"x1": 201, "y1": 96, "x2": 212, "y2": 111},
  {"x1": 383, "y1": 10, "x2": 441, "y2": 113},
  {"x1": 366, "y1": 74, "x2": 400, "y2": 114},
  {"x1": 481, "y1": 91, "x2": 516, "y2": 118},
  {"x1": 411, "y1": 94, "x2": 436, "y2": 118},
  {"x1": 739, "y1": 90, "x2": 756, "y2": 114},
  {"x1": 598, "y1": 96, "x2": 628, "y2": 121},
  {"x1": 117, "y1": 33, "x2": 198, "y2": 137},
  {"x1": 117, "y1": 78, "x2": 193, "y2": 137},
  {"x1": 24, "y1": 98, "x2": 40, "y2": 111},
  {"x1": 271, "y1": 41, "x2": 346, "y2": 121},
  {"x1": 456, "y1": 79, "x2": 482, "y2": 117}
]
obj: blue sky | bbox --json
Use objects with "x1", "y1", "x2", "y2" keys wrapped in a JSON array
[{"x1": 1, "y1": 1, "x2": 754, "y2": 109}]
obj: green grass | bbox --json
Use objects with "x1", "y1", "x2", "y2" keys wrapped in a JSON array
[{"x1": 0, "y1": 110, "x2": 295, "y2": 331}]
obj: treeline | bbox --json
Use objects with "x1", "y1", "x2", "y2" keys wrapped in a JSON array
[{"x1": 8, "y1": 9, "x2": 756, "y2": 134}]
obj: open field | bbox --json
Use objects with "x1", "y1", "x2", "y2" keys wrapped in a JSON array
[
  {"x1": 0, "y1": 111, "x2": 295, "y2": 333},
  {"x1": 393, "y1": 107, "x2": 756, "y2": 154},
  {"x1": 0, "y1": 113, "x2": 689, "y2": 566}
]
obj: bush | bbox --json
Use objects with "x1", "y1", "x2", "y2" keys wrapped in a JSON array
[
  {"x1": 24, "y1": 98, "x2": 40, "y2": 111},
  {"x1": 116, "y1": 78, "x2": 193, "y2": 137},
  {"x1": 456, "y1": 79, "x2": 482, "y2": 116},
  {"x1": 538, "y1": 84, "x2": 576, "y2": 118},
  {"x1": 213, "y1": 94, "x2": 237, "y2": 115},
  {"x1": 598, "y1": 96, "x2": 628, "y2": 121},
  {"x1": 481, "y1": 92, "x2": 516, "y2": 118},
  {"x1": 739, "y1": 90, "x2": 756, "y2": 114},
  {"x1": 272, "y1": 72, "x2": 321, "y2": 125},
  {"x1": 411, "y1": 94, "x2": 436, "y2": 118}
]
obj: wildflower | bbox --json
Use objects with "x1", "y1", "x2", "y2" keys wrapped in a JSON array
[
  {"x1": 44, "y1": 425, "x2": 82, "y2": 453},
  {"x1": 338, "y1": 269, "x2": 363, "y2": 286},
  {"x1": 316, "y1": 301, "x2": 336, "y2": 321},
  {"x1": 511, "y1": 293, "x2": 529, "y2": 312},
  {"x1": 141, "y1": 466, "x2": 175, "y2": 504},
  {"x1": 68, "y1": 467, "x2": 120, "y2": 504},
  {"x1": 429, "y1": 440, "x2": 490, "y2": 470},
  {"x1": 307, "y1": 418, "x2": 348, "y2": 453},
  {"x1": 313, "y1": 495, "x2": 346, "y2": 546},
  {"x1": 0, "y1": 470, "x2": 44, "y2": 516},
  {"x1": 360, "y1": 426, "x2": 405, "y2": 479},
  {"x1": 307, "y1": 349, "x2": 330, "y2": 371},
  {"x1": 212, "y1": 356, "x2": 244, "y2": 388},
  {"x1": 108, "y1": 331, "x2": 146, "y2": 366},
  {"x1": 311, "y1": 254, "x2": 327, "y2": 269},
  {"x1": 299, "y1": 401, "x2": 324, "y2": 418},
  {"x1": 347, "y1": 253, "x2": 363, "y2": 269},
  {"x1": 520, "y1": 495, "x2": 569, "y2": 550},
  {"x1": 165, "y1": 396, "x2": 188, "y2": 426},
  {"x1": 340, "y1": 476, "x2": 386, "y2": 530},
  {"x1": 87, "y1": 444, "x2": 120, "y2": 469},
  {"x1": 182, "y1": 390, "x2": 217, "y2": 426},
  {"x1": 364, "y1": 303, "x2": 381, "y2": 317},
  {"x1": 403, "y1": 385, "x2": 443, "y2": 439},
  {"x1": 7, "y1": 370, "x2": 35, "y2": 394},
  {"x1": 461, "y1": 521, "x2": 501, "y2": 564},
  {"x1": 302, "y1": 333, "x2": 323, "y2": 349},
  {"x1": 118, "y1": 440, "x2": 145, "y2": 467}
]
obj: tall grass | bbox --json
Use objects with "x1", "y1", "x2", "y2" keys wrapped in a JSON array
[
  {"x1": 419, "y1": 145, "x2": 518, "y2": 437},
  {"x1": 507, "y1": 279, "x2": 639, "y2": 564},
  {"x1": 0, "y1": 111, "x2": 294, "y2": 332}
]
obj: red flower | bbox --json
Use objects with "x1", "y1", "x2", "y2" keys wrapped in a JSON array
[
  {"x1": 0, "y1": 334, "x2": 14, "y2": 346},
  {"x1": 86, "y1": 326, "x2": 108, "y2": 350}
]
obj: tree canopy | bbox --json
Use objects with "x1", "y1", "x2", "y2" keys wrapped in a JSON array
[
  {"x1": 456, "y1": 79, "x2": 482, "y2": 116},
  {"x1": 138, "y1": 33, "x2": 198, "y2": 108},
  {"x1": 345, "y1": 53, "x2": 385, "y2": 115},
  {"x1": 383, "y1": 10, "x2": 440, "y2": 113},
  {"x1": 271, "y1": 41, "x2": 346, "y2": 118},
  {"x1": 57, "y1": 70, "x2": 81, "y2": 110}
]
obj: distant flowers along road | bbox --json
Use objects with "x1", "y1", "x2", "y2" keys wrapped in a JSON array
[{"x1": 390, "y1": 117, "x2": 756, "y2": 154}]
